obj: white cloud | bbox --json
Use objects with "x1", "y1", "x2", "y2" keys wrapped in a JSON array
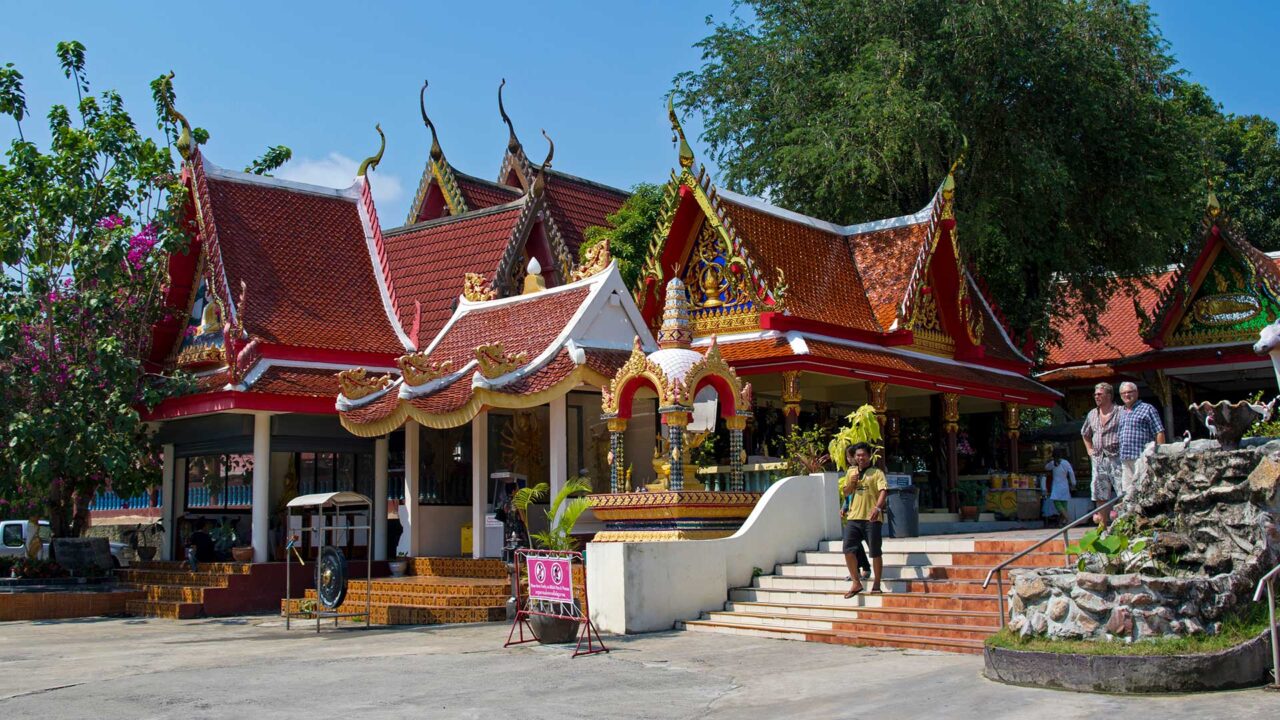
[{"x1": 276, "y1": 152, "x2": 404, "y2": 208}]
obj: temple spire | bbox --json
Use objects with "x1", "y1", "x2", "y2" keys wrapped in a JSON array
[
  {"x1": 532, "y1": 129, "x2": 554, "y2": 195},
  {"x1": 657, "y1": 277, "x2": 693, "y2": 350}
]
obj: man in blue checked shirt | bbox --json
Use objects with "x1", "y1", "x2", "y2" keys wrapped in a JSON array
[{"x1": 1118, "y1": 381, "x2": 1165, "y2": 496}]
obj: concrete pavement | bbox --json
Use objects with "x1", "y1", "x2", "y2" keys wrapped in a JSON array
[{"x1": 0, "y1": 616, "x2": 1274, "y2": 719}]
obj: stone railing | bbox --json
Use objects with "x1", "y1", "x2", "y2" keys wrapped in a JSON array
[{"x1": 695, "y1": 462, "x2": 788, "y2": 492}]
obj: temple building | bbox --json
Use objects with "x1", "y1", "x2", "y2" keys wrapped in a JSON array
[
  {"x1": 611, "y1": 104, "x2": 1060, "y2": 514},
  {"x1": 136, "y1": 83, "x2": 630, "y2": 562},
  {"x1": 126, "y1": 84, "x2": 1063, "y2": 573},
  {"x1": 1039, "y1": 198, "x2": 1280, "y2": 443}
]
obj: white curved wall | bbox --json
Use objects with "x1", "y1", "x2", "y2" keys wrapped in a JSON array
[{"x1": 586, "y1": 472, "x2": 842, "y2": 634}]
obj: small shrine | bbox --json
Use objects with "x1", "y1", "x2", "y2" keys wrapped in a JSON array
[{"x1": 589, "y1": 277, "x2": 760, "y2": 542}]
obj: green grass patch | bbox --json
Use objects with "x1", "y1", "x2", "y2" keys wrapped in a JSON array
[{"x1": 985, "y1": 602, "x2": 1272, "y2": 656}]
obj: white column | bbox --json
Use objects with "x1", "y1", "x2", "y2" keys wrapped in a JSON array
[
  {"x1": 404, "y1": 419, "x2": 421, "y2": 556},
  {"x1": 471, "y1": 411, "x2": 489, "y2": 559},
  {"x1": 252, "y1": 412, "x2": 271, "y2": 563},
  {"x1": 373, "y1": 436, "x2": 389, "y2": 561},
  {"x1": 160, "y1": 444, "x2": 176, "y2": 561},
  {"x1": 549, "y1": 395, "x2": 568, "y2": 522}
]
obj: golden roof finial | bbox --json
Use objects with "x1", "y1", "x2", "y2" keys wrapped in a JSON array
[
  {"x1": 942, "y1": 135, "x2": 968, "y2": 196},
  {"x1": 1208, "y1": 190, "x2": 1221, "y2": 218},
  {"x1": 420, "y1": 80, "x2": 442, "y2": 162},
  {"x1": 499, "y1": 78, "x2": 520, "y2": 155},
  {"x1": 158, "y1": 71, "x2": 194, "y2": 161},
  {"x1": 668, "y1": 93, "x2": 694, "y2": 170},
  {"x1": 532, "y1": 129, "x2": 554, "y2": 195},
  {"x1": 357, "y1": 124, "x2": 385, "y2": 177}
]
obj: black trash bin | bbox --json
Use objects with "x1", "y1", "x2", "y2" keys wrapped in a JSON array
[{"x1": 885, "y1": 486, "x2": 920, "y2": 538}]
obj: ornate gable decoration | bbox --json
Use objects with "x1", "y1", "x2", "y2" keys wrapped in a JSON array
[
  {"x1": 475, "y1": 342, "x2": 529, "y2": 379},
  {"x1": 1169, "y1": 248, "x2": 1279, "y2": 347},
  {"x1": 638, "y1": 101, "x2": 783, "y2": 336},
  {"x1": 571, "y1": 239, "x2": 612, "y2": 282},
  {"x1": 406, "y1": 81, "x2": 468, "y2": 224}
]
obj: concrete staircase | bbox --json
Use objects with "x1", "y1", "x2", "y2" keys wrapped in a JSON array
[
  {"x1": 280, "y1": 557, "x2": 509, "y2": 626},
  {"x1": 118, "y1": 561, "x2": 253, "y2": 619},
  {"x1": 680, "y1": 536, "x2": 1065, "y2": 654}
]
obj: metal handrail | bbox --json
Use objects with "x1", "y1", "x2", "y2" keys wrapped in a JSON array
[
  {"x1": 981, "y1": 494, "x2": 1124, "y2": 628},
  {"x1": 1252, "y1": 559, "x2": 1280, "y2": 690}
]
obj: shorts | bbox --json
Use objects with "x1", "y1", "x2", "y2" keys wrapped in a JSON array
[
  {"x1": 842, "y1": 519, "x2": 882, "y2": 559},
  {"x1": 1090, "y1": 454, "x2": 1120, "y2": 501}
]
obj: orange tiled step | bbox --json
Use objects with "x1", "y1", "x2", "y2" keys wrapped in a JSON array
[
  {"x1": 296, "y1": 589, "x2": 505, "y2": 608},
  {"x1": 946, "y1": 551, "x2": 1067, "y2": 567},
  {"x1": 680, "y1": 618, "x2": 986, "y2": 654},
  {"x1": 409, "y1": 557, "x2": 507, "y2": 578},
  {"x1": 134, "y1": 584, "x2": 209, "y2": 603},
  {"x1": 124, "y1": 599, "x2": 202, "y2": 619},
  {"x1": 116, "y1": 569, "x2": 232, "y2": 588},
  {"x1": 724, "y1": 600, "x2": 1002, "y2": 628},
  {"x1": 280, "y1": 599, "x2": 505, "y2": 625},
  {"x1": 131, "y1": 561, "x2": 253, "y2": 574}
]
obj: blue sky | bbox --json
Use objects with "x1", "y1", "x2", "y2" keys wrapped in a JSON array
[{"x1": 2, "y1": 1, "x2": 1277, "y2": 223}]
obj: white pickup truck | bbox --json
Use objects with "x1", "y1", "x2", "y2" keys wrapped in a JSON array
[{"x1": 0, "y1": 520, "x2": 129, "y2": 568}]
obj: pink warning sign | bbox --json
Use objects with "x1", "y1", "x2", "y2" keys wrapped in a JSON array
[{"x1": 526, "y1": 556, "x2": 574, "y2": 603}]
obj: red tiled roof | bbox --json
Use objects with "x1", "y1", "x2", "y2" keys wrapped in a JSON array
[
  {"x1": 805, "y1": 340, "x2": 1057, "y2": 400},
  {"x1": 343, "y1": 386, "x2": 401, "y2": 425},
  {"x1": 408, "y1": 379, "x2": 474, "y2": 415},
  {"x1": 248, "y1": 366, "x2": 385, "y2": 398},
  {"x1": 455, "y1": 172, "x2": 521, "y2": 211},
  {"x1": 423, "y1": 287, "x2": 591, "y2": 369},
  {"x1": 583, "y1": 349, "x2": 632, "y2": 379},
  {"x1": 719, "y1": 199, "x2": 881, "y2": 332},
  {"x1": 382, "y1": 205, "x2": 524, "y2": 347},
  {"x1": 1035, "y1": 365, "x2": 1129, "y2": 384},
  {"x1": 701, "y1": 337, "x2": 795, "y2": 362},
  {"x1": 203, "y1": 176, "x2": 405, "y2": 354},
  {"x1": 968, "y1": 276, "x2": 1029, "y2": 365},
  {"x1": 1043, "y1": 271, "x2": 1175, "y2": 368},
  {"x1": 849, "y1": 222, "x2": 931, "y2": 330},
  {"x1": 196, "y1": 369, "x2": 230, "y2": 392},
  {"x1": 543, "y1": 171, "x2": 629, "y2": 256}
]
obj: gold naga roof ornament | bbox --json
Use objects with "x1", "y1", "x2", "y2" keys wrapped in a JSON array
[
  {"x1": 462, "y1": 272, "x2": 497, "y2": 302},
  {"x1": 357, "y1": 124, "x2": 385, "y2": 177},
  {"x1": 419, "y1": 80, "x2": 444, "y2": 163},
  {"x1": 498, "y1": 78, "x2": 521, "y2": 155},
  {"x1": 397, "y1": 352, "x2": 454, "y2": 387},
  {"x1": 532, "y1": 129, "x2": 554, "y2": 196},
  {"x1": 157, "y1": 71, "x2": 195, "y2": 161},
  {"x1": 336, "y1": 367, "x2": 391, "y2": 400},
  {"x1": 571, "y1": 239, "x2": 612, "y2": 282},
  {"x1": 475, "y1": 342, "x2": 529, "y2": 379},
  {"x1": 668, "y1": 93, "x2": 695, "y2": 170}
]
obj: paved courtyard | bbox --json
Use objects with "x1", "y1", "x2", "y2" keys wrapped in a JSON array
[{"x1": 0, "y1": 616, "x2": 1274, "y2": 719}]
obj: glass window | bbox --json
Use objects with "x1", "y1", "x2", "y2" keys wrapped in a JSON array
[{"x1": 2, "y1": 524, "x2": 23, "y2": 547}]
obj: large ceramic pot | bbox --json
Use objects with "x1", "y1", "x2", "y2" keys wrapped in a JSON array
[
  {"x1": 388, "y1": 559, "x2": 408, "y2": 578},
  {"x1": 230, "y1": 546, "x2": 254, "y2": 562},
  {"x1": 136, "y1": 546, "x2": 157, "y2": 561},
  {"x1": 530, "y1": 615, "x2": 579, "y2": 644}
]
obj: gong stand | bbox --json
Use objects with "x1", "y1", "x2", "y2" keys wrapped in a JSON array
[{"x1": 284, "y1": 492, "x2": 374, "y2": 632}]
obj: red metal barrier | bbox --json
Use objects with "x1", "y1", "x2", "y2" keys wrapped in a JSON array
[{"x1": 505, "y1": 548, "x2": 608, "y2": 658}]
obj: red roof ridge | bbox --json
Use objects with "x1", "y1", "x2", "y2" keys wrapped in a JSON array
[
  {"x1": 353, "y1": 175, "x2": 416, "y2": 351},
  {"x1": 203, "y1": 157, "x2": 360, "y2": 201},
  {"x1": 716, "y1": 187, "x2": 933, "y2": 237}
]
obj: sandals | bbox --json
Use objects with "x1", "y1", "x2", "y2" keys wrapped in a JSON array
[{"x1": 843, "y1": 586, "x2": 864, "y2": 599}]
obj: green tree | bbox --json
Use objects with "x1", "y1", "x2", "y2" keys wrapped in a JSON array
[
  {"x1": 673, "y1": 0, "x2": 1268, "y2": 344},
  {"x1": 0, "y1": 44, "x2": 291, "y2": 541},
  {"x1": 580, "y1": 183, "x2": 663, "y2": 288}
]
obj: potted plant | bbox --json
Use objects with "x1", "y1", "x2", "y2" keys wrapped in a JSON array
[
  {"x1": 124, "y1": 521, "x2": 163, "y2": 562},
  {"x1": 388, "y1": 551, "x2": 409, "y2": 578},
  {"x1": 210, "y1": 519, "x2": 240, "y2": 559},
  {"x1": 782, "y1": 426, "x2": 830, "y2": 476},
  {"x1": 957, "y1": 480, "x2": 985, "y2": 521},
  {"x1": 512, "y1": 477, "x2": 593, "y2": 644}
]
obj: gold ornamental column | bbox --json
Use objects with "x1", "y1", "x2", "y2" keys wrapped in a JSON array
[
  {"x1": 866, "y1": 381, "x2": 888, "y2": 429},
  {"x1": 1003, "y1": 402, "x2": 1021, "y2": 473},
  {"x1": 607, "y1": 417, "x2": 629, "y2": 493},
  {"x1": 665, "y1": 411, "x2": 690, "y2": 491},
  {"x1": 781, "y1": 371, "x2": 802, "y2": 435},
  {"x1": 726, "y1": 415, "x2": 747, "y2": 492},
  {"x1": 943, "y1": 393, "x2": 960, "y2": 513}
]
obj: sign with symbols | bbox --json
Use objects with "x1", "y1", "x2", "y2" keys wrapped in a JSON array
[{"x1": 525, "y1": 555, "x2": 573, "y2": 603}]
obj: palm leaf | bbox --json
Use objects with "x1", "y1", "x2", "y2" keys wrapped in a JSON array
[{"x1": 512, "y1": 482, "x2": 549, "y2": 512}]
